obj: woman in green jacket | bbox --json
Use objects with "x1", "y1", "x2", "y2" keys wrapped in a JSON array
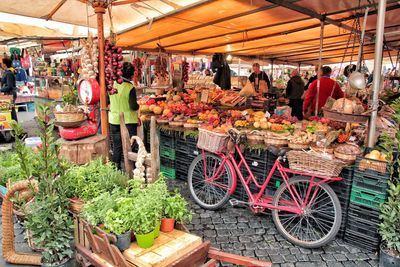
[{"x1": 109, "y1": 62, "x2": 139, "y2": 169}]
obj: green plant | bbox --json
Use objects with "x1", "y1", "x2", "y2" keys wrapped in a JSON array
[
  {"x1": 81, "y1": 190, "x2": 119, "y2": 226},
  {"x1": 163, "y1": 191, "x2": 192, "y2": 224},
  {"x1": 24, "y1": 105, "x2": 73, "y2": 265},
  {"x1": 146, "y1": 176, "x2": 168, "y2": 221},
  {"x1": 62, "y1": 85, "x2": 78, "y2": 106},
  {"x1": 379, "y1": 181, "x2": 400, "y2": 255},
  {"x1": 130, "y1": 192, "x2": 158, "y2": 235},
  {"x1": 64, "y1": 158, "x2": 128, "y2": 201},
  {"x1": 104, "y1": 196, "x2": 135, "y2": 235}
]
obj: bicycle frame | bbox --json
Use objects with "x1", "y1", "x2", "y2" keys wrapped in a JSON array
[{"x1": 201, "y1": 145, "x2": 342, "y2": 215}]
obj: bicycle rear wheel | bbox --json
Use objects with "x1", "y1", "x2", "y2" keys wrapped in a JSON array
[
  {"x1": 188, "y1": 153, "x2": 233, "y2": 210},
  {"x1": 272, "y1": 176, "x2": 341, "y2": 248}
]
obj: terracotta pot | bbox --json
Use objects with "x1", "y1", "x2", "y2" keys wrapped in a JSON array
[{"x1": 160, "y1": 218, "x2": 175, "y2": 233}]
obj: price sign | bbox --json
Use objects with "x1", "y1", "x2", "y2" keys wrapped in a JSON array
[{"x1": 200, "y1": 90, "x2": 209, "y2": 103}]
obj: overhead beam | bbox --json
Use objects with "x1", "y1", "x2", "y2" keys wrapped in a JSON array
[
  {"x1": 127, "y1": 0, "x2": 299, "y2": 47},
  {"x1": 266, "y1": 0, "x2": 400, "y2": 51},
  {"x1": 112, "y1": 0, "x2": 141, "y2": 6},
  {"x1": 42, "y1": 0, "x2": 67, "y2": 20}
]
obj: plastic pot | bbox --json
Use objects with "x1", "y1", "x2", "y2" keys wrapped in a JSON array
[
  {"x1": 135, "y1": 231, "x2": 155, "y2": 249},
  {"x1": 116, "y1": 231, "x2": 131, "y2": 251},
  {"x1": 161, "y1": 218, "x2": 175, "y2": 233},
  {"x1": 153, "y1": 221, "x2": 161, "y2": 238},
  {"x1": 380, "y1": 245, "x2": 400, "y2": 267}
]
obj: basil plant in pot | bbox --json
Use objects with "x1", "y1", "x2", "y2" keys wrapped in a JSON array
[
  {"x1": 145, "y1": 176, "x2": 168, "y2": 238},
  {"x1": 104, "y1": 196, "x2": 135, "y2": 251},
  {"x1": 161, "y1": 191, "x2": 192, "y2": 233}
]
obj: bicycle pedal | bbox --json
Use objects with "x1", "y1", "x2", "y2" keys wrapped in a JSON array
[{"x1": 229, "y1": 199, "x2": 248, "y2": 208}]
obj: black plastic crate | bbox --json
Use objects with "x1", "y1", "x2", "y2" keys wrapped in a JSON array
[
  {"x1": 347, "y1": 203, "x2": 380, "y2": 222},
  {"x1": 160, "y1": 132, "x2": 175, "y2": 148},
  {"x1": 344, "y1": 229, "x2": 380, "y2": 252},
  {"x1": 232, "y1": 179, "x2": 249, "y2": 202},
  {"x1": 352, "y1": 171, "x2": 389, "y2": 194},
  {"x1": 346, "y1": 215, "x2": 380, "y2": 239}
]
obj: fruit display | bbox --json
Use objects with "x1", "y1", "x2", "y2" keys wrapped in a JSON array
[
  {"x1": 290, "y1": 131, "x2": 317, "y2": 144},
  {"x1": 330, "y1": 98, "x2": 365, "y2": 114},
  {"x1": 104, "y1": 40, "x2": 123, "y2": 95},
  {"x1": 365, "y1": 150, "x2": 387, "y2": 162}
]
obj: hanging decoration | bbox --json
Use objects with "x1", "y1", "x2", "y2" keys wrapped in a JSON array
[
  {"x1": 80, "y1": 37, "x2": 99, "y2": 80},
  {"x1": 132, "y1": 57, "x2": 143, "y2": 86},
  {"x1": 181, "y1": 60, "x2": 189, "y2": 83}
]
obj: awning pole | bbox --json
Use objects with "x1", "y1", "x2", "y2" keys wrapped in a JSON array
[
  {"x1": 93, "y1": 3, "x2": 109, "y2": 140},
  {"x1": 270, "y1": 59, "x2": 274, "y2": 83},
  {"x1": 356, "y1": 7, "x2": 369, "y2": 71},
  {"x1": 368, "y1": 0, "x2": 387, "y2": 147},
  {"x1": 315, "y1": 20, "x2": 324, "y2": 116}
]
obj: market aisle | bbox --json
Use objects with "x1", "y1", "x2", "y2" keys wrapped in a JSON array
[{"x1": 168, "y1": 180, "x2": 379, "y2": 267}]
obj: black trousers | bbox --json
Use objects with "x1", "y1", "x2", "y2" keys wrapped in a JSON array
[
  {"x1": 110, "y1": 123, "x2": 137, "y2": 170},
  {"x1": 289, "y1": 99, "x2": 303, "y2": 120}
]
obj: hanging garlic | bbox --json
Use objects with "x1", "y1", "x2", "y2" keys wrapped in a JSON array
[{"x1": 130, "y1": 136, "x2": 148, "y2": 182}]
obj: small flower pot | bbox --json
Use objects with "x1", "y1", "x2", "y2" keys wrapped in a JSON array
[
  {"x1": 153, "y1": 221, "x2": 161, "y2": 238},
  {"x1": 380, "y1": 245, "x2": 400, "y2": 267},
  {"x1": 135, "y1": 231, "x2": 155, "y2": 249},
  {"x1": 116, "y1": 231, "x2": 131, "y2": 251},
  {"x1": 161, "y1": 218, "x2": 175, "y2": 233}
]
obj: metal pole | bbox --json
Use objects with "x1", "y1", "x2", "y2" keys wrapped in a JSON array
[
  {"x1": 357, "y1": 7, "x2": 370, "y2": 71},
  {"x1": 315, "y1": 20, "x2": 324, "y2": 116},
  {"x1": 270, "y1": 59, "x2": 274, "y2": 83},
  {"x1": 368, "y1": 0, "x2": 387, "y2": 147},
  {"x1": 93, "y1": 4, "x2": 109, "y2": 140}
]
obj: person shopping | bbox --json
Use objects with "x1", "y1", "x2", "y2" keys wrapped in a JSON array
[
  {"x1": 109, "y1": 62, "x2": 139, "y2": 170},
  {"x1": 286, "y1": 70, "x2": 304, "y2": 120},
  {"x1": 303, "y1": 66, "x2": 344, "y2": 117},
  {"x1": 249, "y1": 63, "x2": 271, "y2": 95},
  {"x1": 1, "y1": 58, "x2": 18, "y2": 122}
]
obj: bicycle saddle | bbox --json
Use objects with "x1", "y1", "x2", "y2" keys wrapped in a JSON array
[{"x1": 268, "y1": 146, "x2": 290, "y2": 157}]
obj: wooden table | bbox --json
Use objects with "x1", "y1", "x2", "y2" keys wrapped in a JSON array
[{"x1": 123, "y1": 230, "x2": 202, "y2": 267}]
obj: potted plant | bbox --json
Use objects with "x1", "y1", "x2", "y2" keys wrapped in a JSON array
[
  {"x1": 145, "y1": 176, "x2": 168, "y2": 238},
  {"x1": 130, "y1": 193, "x2": 158, "y2": 248},
  {"x1": 161, "y1": 191, "x2": 192, "y2": 233},
  {"x1": 23, "y1": 105, "x2": 74, "y2": 266},
  {"x1": 104, "y1": 196, "x2": 134, "y2": 251}
]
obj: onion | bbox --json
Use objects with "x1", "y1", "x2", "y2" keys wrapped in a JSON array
[
  {"x1": 117, "y1": 47, "x2": 122, "y2": 53},
  {"x1": 117, "y1": 78, "x2": 123, "y2": 84},
  {"x1": 116, "y1": 70, "x2": 123, "y2": 76},
  {"x1": 117, "y1": 55, "x2": 123, "y2": 61}
]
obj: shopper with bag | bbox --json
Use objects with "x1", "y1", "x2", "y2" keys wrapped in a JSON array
[
  {"x1": 248, "y1": 63, "x2": 271, "y2": 96},
  {"x1": 109, "y1": 62, "x2": 139, "y2": 170},
  {"x1": 303, "y1": 66, "x2": 344, "y2": 118}
]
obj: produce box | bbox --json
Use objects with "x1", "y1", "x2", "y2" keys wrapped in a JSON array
[
  {"x1": 160, "y1": 165, "x2": 176, "y2": 179},
  {"x1": 350, "y1": 185, "x2": 386, "y2": 210}
]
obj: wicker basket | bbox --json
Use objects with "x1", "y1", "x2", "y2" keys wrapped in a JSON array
[
  {"x1": 359, "y1": 158, "x2": 387, "y2": 174},
  {"x1": 169, "y1": 121, "x2": 184, "y2": 128},
  {"x1": 247, "y1": 134, "x2": 264, "y2": 145},
  {"x1": 310, "y1": 144, "x2": 335, "y2": 154},
  {"x1": 334, "y1": 144, "x2": 361, "y2": 163},
  {"x1": 156, "y1": 119, "x2": 169, "y2": 124},
  {"x1": 265, "y1": 136, "x2": 288, "y2": 147},
  {"x1": 322, "y1": 108, "x2": 369, "y2": 123},
  {"x1": 55, "y1": 111, "x2": 86, "y2": 122},
  {"x1": 69, "y1": 198, "x2": 85, "y2": 214},
  {"x1": 288, "y1": 142, "x2": 310, "y2": 150},
  {"x1": 287, "y1": 150, "x2": 346, "y2": 177},
  {"x1": 197, "y1": 128, "x2": 228, "y2": 153}
]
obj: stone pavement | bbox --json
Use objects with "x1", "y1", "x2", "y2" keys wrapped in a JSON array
[{"x1": 168, "y1": 180, "x2": 379, "y2": 267}]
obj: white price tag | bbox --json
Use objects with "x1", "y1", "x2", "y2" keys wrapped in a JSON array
[{"x1": 265, "y1": 111, "x2": 271, "y2": 118}]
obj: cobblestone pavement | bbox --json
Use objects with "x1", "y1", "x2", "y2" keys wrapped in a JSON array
[{"x1": 168, "y1": 180, "x2": 379, "y2": 267}]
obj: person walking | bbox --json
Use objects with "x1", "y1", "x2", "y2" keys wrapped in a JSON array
[
  {"x1": 303, "y1": 66, "x2": 344, "y2": 117},
  {"x1": 109, "y1": 62, "x2": 139, "y2": 170},
  {"x1": 286, "y1": 70, "x2": 304, "y2": 120},
  {"x1": 1, "y1": 58, "x2": 18, "y2": 122}
]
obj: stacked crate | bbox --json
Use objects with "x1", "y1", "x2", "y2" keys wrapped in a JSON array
[
  {"x1": 159, "y1": 132, "x2": 176, "y2": 179},
  {"x1": 344, "y1": 157, "x2": 389, "y2": 251},
  {"x1": 329, "y1": 166, "x2": 354, "y2": 239},
  {"x1": 175, "y1": 136, "x2": 199, "y2": 181}
]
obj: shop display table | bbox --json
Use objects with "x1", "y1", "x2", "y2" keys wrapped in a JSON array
[{"x1": 123, "y1": 230, "x2": 202, "y2": 267}]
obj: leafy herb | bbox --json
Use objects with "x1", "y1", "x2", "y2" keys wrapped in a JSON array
[{"x1": 164, "y1": 191, "x2": 192, "y2": 224}]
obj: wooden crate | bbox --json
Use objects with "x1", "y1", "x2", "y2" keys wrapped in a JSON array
[
  {"x1": 123, "y1": 230, "x2": 202, "y2": 267},
  {"x1": 58, "y1": 135, "x2": 108, "y2": 165}
]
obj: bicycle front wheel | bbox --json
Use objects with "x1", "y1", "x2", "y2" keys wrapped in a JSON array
[
  {"x1": 188, "y1": 153, "x2": 233, "y2": 210},
  {"x1": 272, "y1": 176, "x2": 342, "y2": 248}
]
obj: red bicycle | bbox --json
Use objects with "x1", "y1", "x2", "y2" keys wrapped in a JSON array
[{"x1": 188, "y1": 129, "x2": 342, "y2": 248}]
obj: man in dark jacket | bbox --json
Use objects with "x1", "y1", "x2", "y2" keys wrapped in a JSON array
[
  {"x1": 304, "y1": 65, "x2": 318, "y2": 90},
  {"x1": 1, "y1": 58, "x2": 17, "y2": 122},
  {"x1": 211, "y1": 53, "x2": 231, "y2": 90},
  {"x1": 286, "y1": 70, "x2": 305, "y2": 120}
]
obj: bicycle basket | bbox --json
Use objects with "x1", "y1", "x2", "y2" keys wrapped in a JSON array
[
  {"x1": 197, "y1": 128, "x2": 229, "y2": 153},
  {"x1": 287, "y1": 150, "x2": 345, "y2": 177}
]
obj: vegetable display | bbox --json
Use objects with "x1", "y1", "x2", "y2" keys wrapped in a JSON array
[
  {"x1": 181, "y1": 60, "x2": 189, "y2": 83},
  {"x1": 80, "y1": 37, "x2": 98, "y2": 80},
  {"x1": 132, "y1": 57, "x2": 143, "y2": 86},
  {"x1": 105, "y1": 39, "x2": 124, "y2": 95}
]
